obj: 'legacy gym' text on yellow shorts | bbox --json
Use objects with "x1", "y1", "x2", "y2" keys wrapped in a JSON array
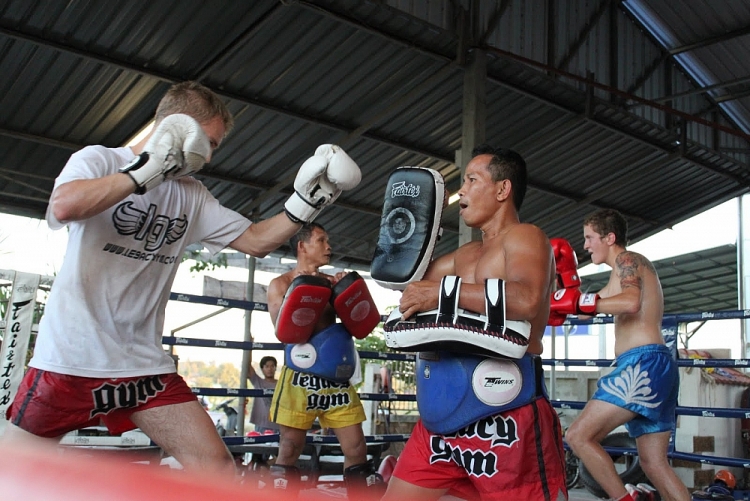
[{"x1": 270, "y1": 366, "x2": 366, "y2": 429}]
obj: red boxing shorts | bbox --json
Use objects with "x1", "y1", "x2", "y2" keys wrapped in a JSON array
[
  {"x1": 7, "y1": 368, "x2": 197, "y2": 438},
  {"x1": 393, "y1": 398, "x2": 568, "y2": 501}
]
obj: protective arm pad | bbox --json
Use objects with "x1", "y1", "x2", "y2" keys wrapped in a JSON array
[
  {"x1": 275, "y1": 275, "x2": 332, "y2": 344},
  {"x1": 331, "y1": 272, "x2": 381, "y2": 339},
  {"x1": 383, "y1": 277, "x2": 530, "y2": 359},
  {"x1": 437, "y1": 276, "x2": 461, "y2": 324},
  {"x1": 484, "y1": 278, "x2": 506, "y2": 332}
]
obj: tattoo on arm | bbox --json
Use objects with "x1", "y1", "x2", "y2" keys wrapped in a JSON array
[{"x1": 615, "y1": 251, "x2": 655, "y2": 290}]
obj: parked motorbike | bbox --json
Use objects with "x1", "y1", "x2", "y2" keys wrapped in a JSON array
[{"x1": 214, "y1": 398, "x2": 239, "y2": 437}]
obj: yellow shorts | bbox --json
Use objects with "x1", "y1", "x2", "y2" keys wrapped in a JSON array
[{"x1": 270, "y1": 366, "x2": 366, "y2": 430}]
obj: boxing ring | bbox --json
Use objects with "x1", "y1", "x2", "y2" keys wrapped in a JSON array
[
  {"x1": 163, "y1": 291, "x2": 750, "y2": 489},
  {"x1": 549, "y1": 311, "x2": 750, "y2": 470},
  {"x1": 4, "y1": 269, "x2": 750, "y2": 497}
]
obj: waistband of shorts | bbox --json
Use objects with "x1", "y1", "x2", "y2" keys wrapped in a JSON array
[{"x1": 616, "y1": 343, "x2": 671, "y2": 361}]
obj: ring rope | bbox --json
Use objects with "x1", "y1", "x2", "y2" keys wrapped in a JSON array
[{"x1": 162, "y1": 293, "x2": 750, "y2": 472}]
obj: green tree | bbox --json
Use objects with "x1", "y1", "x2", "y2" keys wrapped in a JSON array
[
  {"x1": 179, "y1": 359, "x2": 241, "y2": 408},
  {"x1": 182, "y1": 250, "x2": 228, "y2": 273}
]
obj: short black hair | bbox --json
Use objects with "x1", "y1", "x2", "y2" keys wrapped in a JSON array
[
  {"x1": 289, "y1": 222, "x2": 325, "y2": 258},
  {"x1": 471, "y1": 145, "x2": 527, "y2": 211},
  {"x1": 259, "y1": 356, "x2": 277, "y2": 368}
]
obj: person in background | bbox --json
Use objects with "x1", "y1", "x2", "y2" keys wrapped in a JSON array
[
  {"x1": 266, "y1": 223, "x2": 383, "y2": 498},
  {"x1": 555, "y1": 208, "x2": 689, "y2": 501},
  {"x1": 245, "y1": 355, "x2": 279, "y2": 467},
  {"x1": 247, "y1": 355, "x2": 279, "y2": 434}
]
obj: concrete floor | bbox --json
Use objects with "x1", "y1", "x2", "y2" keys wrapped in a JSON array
[{"x1": 569, "y1": 487, "x2": 601, "y2": 500}]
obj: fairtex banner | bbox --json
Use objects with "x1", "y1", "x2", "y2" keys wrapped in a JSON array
[{"x1": 0, "y1": 271, "x2": 40, "y2": 418}]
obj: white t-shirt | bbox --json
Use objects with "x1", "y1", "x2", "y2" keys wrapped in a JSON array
[{"x1": 30, "y1": 145, "x2": 251, "y2": 378}]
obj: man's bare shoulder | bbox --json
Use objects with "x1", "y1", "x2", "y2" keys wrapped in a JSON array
[
  {"x1": 269, "y1": 271, "x2": 295, "y2": 291},
  {"x1": 615, "y1": 250, "x2": 657, "y2": 275},
  {"x1": 504, "y1": 223, "x2": 550, "y2": 248},
  {"x1": 513, "y1": 222, "x2": 547, "y2": 236}
]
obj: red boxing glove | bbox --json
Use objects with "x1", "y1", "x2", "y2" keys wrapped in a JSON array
[
  {"x1": 548, "y1": 310, "x2": 568, "y2": 327},
  {"x1": 550, "y1": 288, "x2": 599, "y2": 317},
  {"x1": 550, "y1": 237, "x2": 581, "y2": 289},
  {"x1": 276, "y1": 275, "x2": 332, "y2": 344},
  {"x1": 331, "y1": 272, "x2": 381, "y2": 339}
]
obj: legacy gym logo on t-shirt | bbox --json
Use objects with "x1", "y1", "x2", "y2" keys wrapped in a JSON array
[{"x1": 102, "y1": 201, "x2": 187, "y2": 264}]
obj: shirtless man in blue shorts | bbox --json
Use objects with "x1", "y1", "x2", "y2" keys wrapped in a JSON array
[{"x1": 551, "y1": 208, "x2": 689, "y2": 501}]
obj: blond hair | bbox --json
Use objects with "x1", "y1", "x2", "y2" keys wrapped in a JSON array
[{"x1": 155, "y1": 81, "x2": 234, "y2": 136}]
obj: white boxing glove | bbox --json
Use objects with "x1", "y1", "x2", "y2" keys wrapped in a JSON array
[
  {"x1": 120, "y1": 114, "x2": 211, "y2": 194},
  {"x1": 284, "y1": 144, "x2": 361, "y2": 223},
  {"x1": 315, "y1": 144, "x2": 361, "y2": 190}
]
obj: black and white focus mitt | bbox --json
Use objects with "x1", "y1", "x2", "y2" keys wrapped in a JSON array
[{"x1": 370, "y1": 167, "x2": 444, "y2": 290}]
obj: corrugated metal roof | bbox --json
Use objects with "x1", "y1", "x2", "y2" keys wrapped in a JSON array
[{"x1": 1, "y1": 0, "x2": 749, "y2": 274}]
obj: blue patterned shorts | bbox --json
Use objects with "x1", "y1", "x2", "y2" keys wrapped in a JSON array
[{"x1": 592, "y1": 344, "x2": 679, "y2": 437}]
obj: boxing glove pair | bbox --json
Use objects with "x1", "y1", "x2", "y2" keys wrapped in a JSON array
[
  {"x1": 122, "y1": 115, "x2": 362, "y2": 225},
  {"x1": 275, "y1": 272, "x2": 380, "y2": 344}
]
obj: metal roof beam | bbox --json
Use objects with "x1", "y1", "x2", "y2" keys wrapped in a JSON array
[
  {"x1": 629, "y1": 74, "x2": 750, "y2": 107},
  {"x1": 0, "y1": 126, "x2": 80, "y2": 151},
  {"x1": 3, "y1": 6, "x2": 746, "y2": 229},
  {"x1": 280, "y1": 4, "x2": 750, "y2": 182},
  {"x1": 715, "y1": 87, "x2": 750, "y2": 104},
  {"x1": 286, "y1": 2, "x2": 750, "y2": 207},
  {"x1": 556, "y1": 0, "x2": 614, "y2": 71},
  {"x1": 669, "y1": 25, "x2": 750, "y2": 55},
  {"x1": 0, "y1": 27, "x2": 593, "y2": 215},
  {"x1": 0, "y1": 191, "x2": 49, "y2": 204},
  {"x1": 193, "y1": 4, "x2": 284, "y2": 82},
  {"x1": 479, "y1": 0, "x2": 511, "y2": 45},
  {"x1": 480, "y1": 48, "x2": 750, "y2": 184},
  {"x1": 233, "y1": 61, "x2": 461, "y2": 214},
  {"x1": 0, "y1": 124, "x2": 587, "y2": 217},
  {"x1": 483, "y1": 45, "x2": 750, "y2": 143},
  {"x1": 625, "y1": 53, "x2": 669, "y2": 96},
  {"x1": 0, "y1": 172, "x2": 51, "y2": 197}
]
